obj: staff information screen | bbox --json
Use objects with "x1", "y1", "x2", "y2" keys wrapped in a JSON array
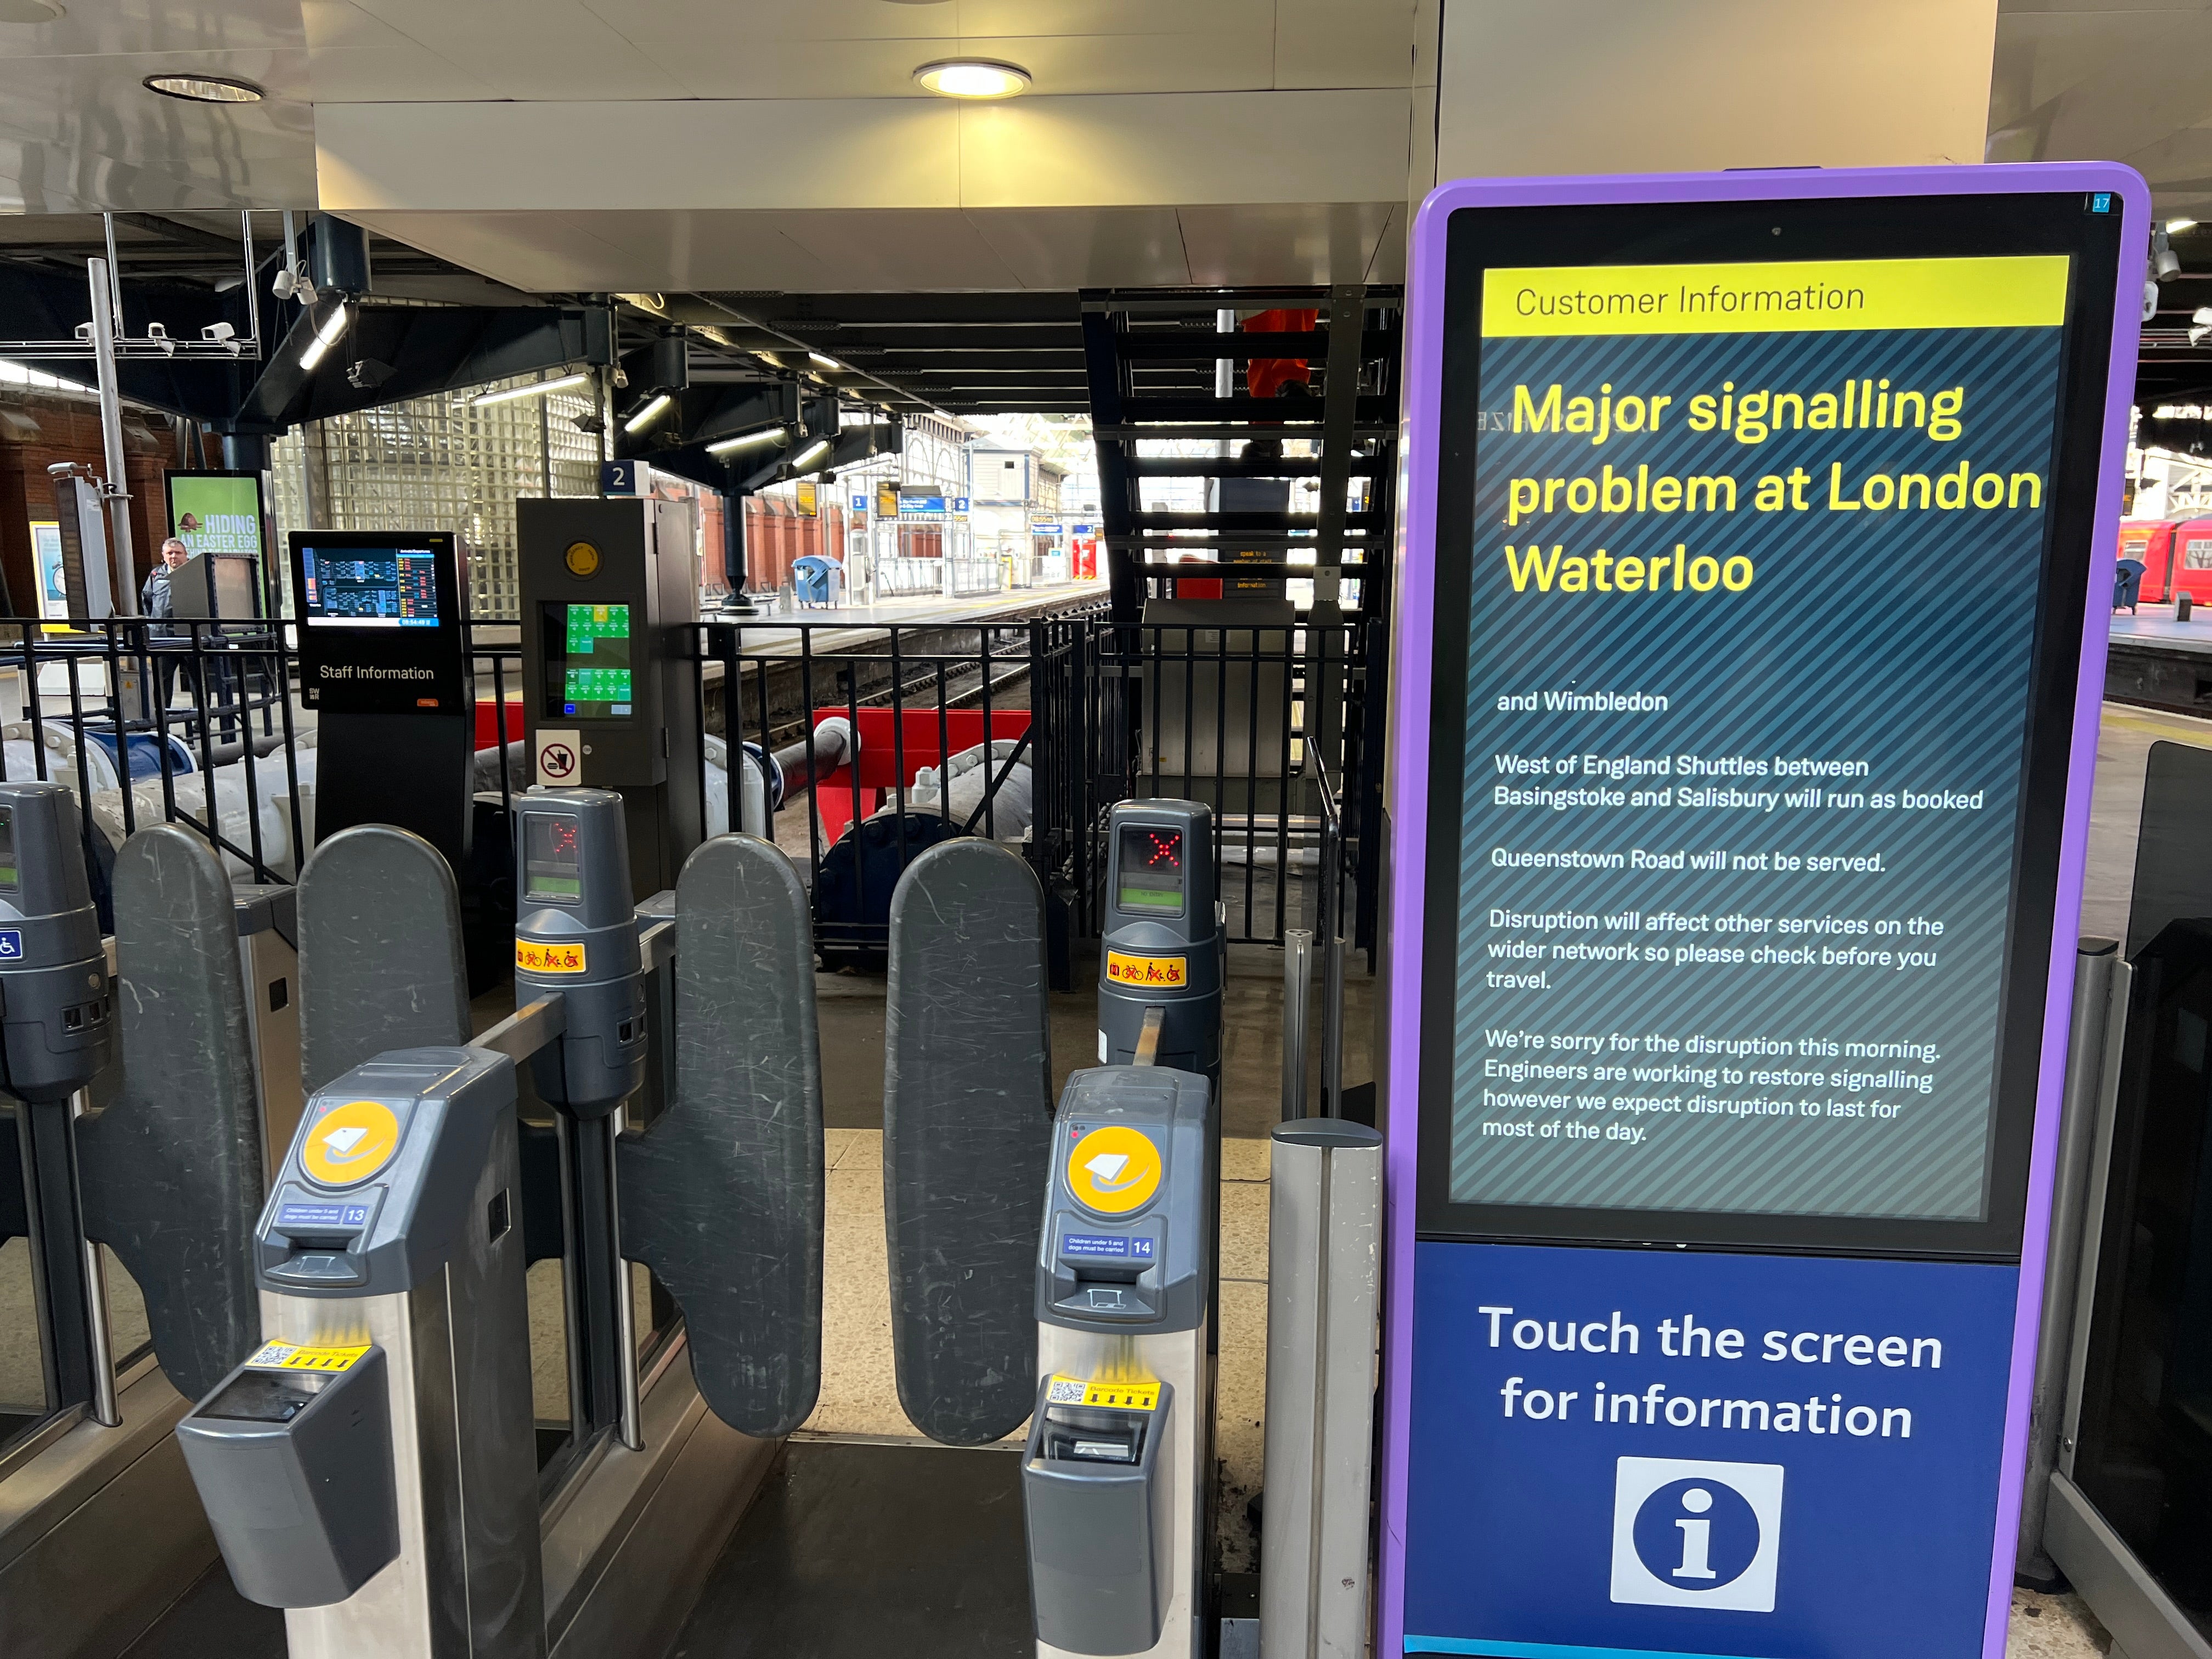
[
  {"x1": 1415, "y1": 188, "x2": 2127, "y2": 1259},
  {"x1": 299, "y1": 545, "x2": 442, "y2": 627}
]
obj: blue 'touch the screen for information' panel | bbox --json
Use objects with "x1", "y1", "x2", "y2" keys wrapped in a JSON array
[{"x1": 1403, "y1": 1242, "x2": 2018, "y2": 1658}]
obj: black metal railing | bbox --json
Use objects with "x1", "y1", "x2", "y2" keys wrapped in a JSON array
[
  {"x1": 0, "y1": 618, "x2": 303, "y2": 898},
  {"x1": 0, "y1": 601, "x2": 1381, "y2": 978},
  {"x1": 695, "y1": 616, "x2": 1091, "y2": 969},
  {"x1": 1074, "y1": 617, "x2": 1368, "y2": 949}
]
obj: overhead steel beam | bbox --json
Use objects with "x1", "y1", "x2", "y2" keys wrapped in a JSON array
[
  {"x1": 109, "y1": 213, "x2": 253, "y2": 259},
  {"x1": 231, "y1": 302, "x2": 612, "y2": 432}
]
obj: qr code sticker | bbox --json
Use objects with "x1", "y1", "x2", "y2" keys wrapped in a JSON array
[{"x1": 1047, "y1": 1377, "x2": 1087, "y2": 1405}]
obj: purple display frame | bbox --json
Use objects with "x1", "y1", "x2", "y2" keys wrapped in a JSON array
[{"x1": 1377, "y1": 162, "x2": 2151, "y2": 1659}]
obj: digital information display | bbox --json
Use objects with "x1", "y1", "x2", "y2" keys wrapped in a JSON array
[
  {"x1": 0, "y1": 804, "x2": 18, "y2": 893},
  {"x1": 1380, "y1": 170, "x2": 2142, "y2": 1659},
  {"x1": 1116, "y1": 824, "x2": 1185, "y2": 914},
  {"x1": 523, "y1": 812, "x2": 583, "y2": 903},
  {"x1": 298, "y1": 546, "x2": 441, "y2": 627},
  {"x1": 543, "y1": 602, "x2": 633, "y2": 719},
  {"x1": 1446, "y1": 255, "x2": 2066, "y2": 1229}
]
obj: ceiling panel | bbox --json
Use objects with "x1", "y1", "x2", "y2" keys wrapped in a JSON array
[
  {"x1": 1987, "y1": 9, "x2": 2196, "y2": 140},
  {"x1": 772, "y1": 208, "x2": 1025, "y2": 289},
  {"x1": 309, "y1": 46, "x2": 505, "y2": 101},
  {"x1": 964, "y1": 207, "x2": 1192, "y2": 287},
  {"x1": 0, "y1": 51, "x2": 315, "y2": 212},
  {"x1": 949, "y1": 1, "x2": 1274, "y2": 38},
  {"x1": 338, "y1": 0, "x2": 690, "y2": 99},
  {"x1": 956, "y1": 91, "x2": 1409, "y2": 208},
  {"x1": 338, "y1": 208, "x2": 657, "y2": 290},
  {"x1": 1176, "y1": 201, "x2": 1401, "y2": 287},
  {"x1": 583, "y1": 0, "x2": 961, "y2": 44},
  {"x1": 0, "y1": 1, "x2": 302, "y2": 58},
  {"x1": 598, "y1": 31, "x2": 1277, "y2": 100},
  {"x1": 1272, "y1": 0, "x2": 1419, "y2": 89},
  {"x1": 314, "y1": 99, "x2": 964, "y2": 211}
]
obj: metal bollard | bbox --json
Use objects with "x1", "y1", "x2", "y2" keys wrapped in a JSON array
[
  {"x1": 1261, "y1": 1117, "x2": 1382, "y2": 1659},
  {"x1": 1282, "y1": 929, "x2": 1312, "y2": 1121},
  {"x1": 2017, "y1": 938, "x2": 2131, "y2": 1588}
]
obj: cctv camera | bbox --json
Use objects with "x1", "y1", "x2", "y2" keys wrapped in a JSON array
[{"x1": 347, "y1": 358, "x2": 395, "y2": 390}]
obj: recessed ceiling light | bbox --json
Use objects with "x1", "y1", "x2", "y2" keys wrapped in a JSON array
[
  {"x1": 913, "y1": 59, "x2": 1031, "y2": 100},
  {"x1": 0, "y1": 0, "x2": 65, "y2": 24},
  {"x1": 143, "y1": 74, "x2": 264, "y2": 104}
]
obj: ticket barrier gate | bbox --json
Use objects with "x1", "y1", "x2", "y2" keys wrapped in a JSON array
[
  {"x1": 178, "y1": 797, "x2": 829, "y2": 1656},
  {"x1": 1097, "y1": 800, "x2": 1222, "y2": 1094},
  {"x1": 1025, "y1": 1065, "x2": 1216, "y2": 1659},
  {"x1": 0, "y1": 793, "x2": 269, "y2": 1658}
]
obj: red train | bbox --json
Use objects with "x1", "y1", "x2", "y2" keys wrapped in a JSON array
[{"x1": 2118, "y1": 517, "x2": 2212, "y2": 605}]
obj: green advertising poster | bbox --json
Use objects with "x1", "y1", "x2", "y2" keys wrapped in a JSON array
[{"x1": 166, "y1": 472, "x2": 263, "y2": 558}]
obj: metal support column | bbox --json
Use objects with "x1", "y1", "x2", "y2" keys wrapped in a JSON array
[
  {"x1": 1260, "y1": 1118, "x2": 1383, "y2": 1659},
  {"x1": 1282, "y1": 929, "x2": 1312, "y2": 1121},
  {"x1": 87, "y1": 258, "x2": 138, "y2": 614},
  {"x1": 2018, "y1": 938, "x2": 2125, "y2": 1586}
]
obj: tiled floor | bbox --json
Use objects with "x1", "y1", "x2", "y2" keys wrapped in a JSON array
[
  {"x1": 2009, "y1": 1587, "x2": 2112, "y2": 1655},
  {"x1": 2077, "y1": 699, "x2": 2212, "y2": 946}
]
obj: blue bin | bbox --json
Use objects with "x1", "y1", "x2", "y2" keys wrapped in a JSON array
[{"x1": 792, "y1": 555, "x2": 842, "y2": 608}]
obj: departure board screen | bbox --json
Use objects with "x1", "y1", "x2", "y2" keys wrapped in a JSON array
[
  {"x1": 1416, "y1": 193, "x2": 2122, "y2": 1255},
  {"x1": 1118, "y1": 825, "x2": 1186, "y2": 915},
  {"x1": 523, "y1": 812, "x2": 583, "y2": 903},
  {"x1": 298, "y1": 545, "x2": 441, "y2": 627},
  {"x1": 541, "y1": 602, "x2": 633, "y2": 719}
]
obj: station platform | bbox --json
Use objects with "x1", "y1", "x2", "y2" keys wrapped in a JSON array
[
  {"x1": 724, "y1": 579, "x2": 1107, "y2": 640},
  {"x1": 2106, "y1": 603, "x2": 2212, "y2": 716}
]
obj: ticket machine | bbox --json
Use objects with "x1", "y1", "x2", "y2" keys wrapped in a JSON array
[
  {"x1": 1024, "y1": 1065, "x2": 1216, "y2": 1659},
  {"x1": 517, "y1": 498, "x2": 703, "y2": 899},
  {"x1": 1096, "y1": 802, "x2": 1221, "y2": 1091}
]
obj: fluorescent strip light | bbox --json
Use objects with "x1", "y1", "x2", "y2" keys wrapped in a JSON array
[
  {"x1": 623, "y1": 392, "x2": 672, "y2": 434},
  {"x1": 297, "y1": 301, "x2": 349, "y2": 371},
  {"x1": 2170, "y1": 218, "x2": 2198, "y2": 233},
  {"x1": 809, "y1": 353, "x2": 840, "y2": 371},
  {"x1": 707, "y1": 426, "x2": 787, "y2": 456},
  {"x1": 471, "y1": 371, "x2": 591, "y2": 408},
  {"x1": 790, "y1": 438, "x2": 832, "y2": 472}
]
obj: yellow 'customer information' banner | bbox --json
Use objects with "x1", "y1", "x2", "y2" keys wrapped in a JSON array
[{"x1": 1482, "y1": 256, "x2": 2070, "y2": 338}]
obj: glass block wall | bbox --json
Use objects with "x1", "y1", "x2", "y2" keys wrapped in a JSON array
[{"x1": 269, "y1": 373, "x2": 602, "y2": 619}]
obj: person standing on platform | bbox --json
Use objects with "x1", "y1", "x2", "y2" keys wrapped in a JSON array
[{"x1": 140, "y1": 537, "x2": 199, "y2": 710}]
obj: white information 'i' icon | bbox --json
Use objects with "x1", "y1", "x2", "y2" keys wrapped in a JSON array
[{"x1": 1610, "y1": 1456, "x2": 1784, "y2": 1613}]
